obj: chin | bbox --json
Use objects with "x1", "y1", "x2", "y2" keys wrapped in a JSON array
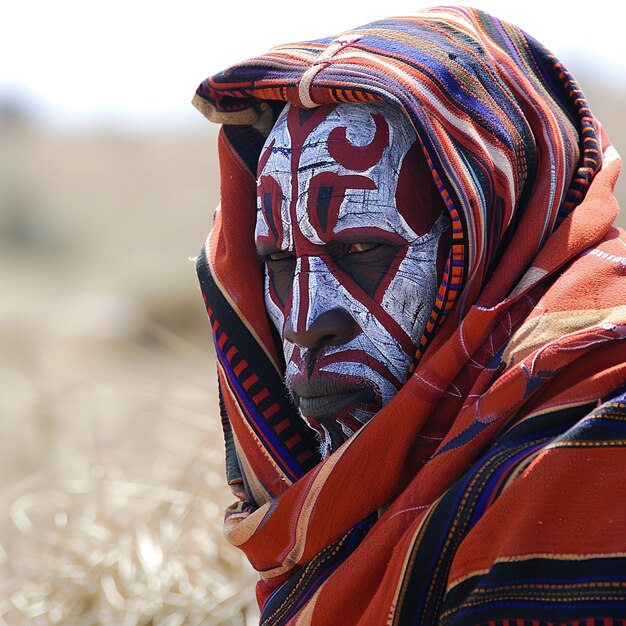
[
  {"x1": 303, "y1": 401, "x2": 381, "y2": 458},
  {"x1": 285, "y1": 358, "x2": 403, "y2": 457},
  {"x1": 316, "y1": 419, "x2": 351, "y2": 457}
]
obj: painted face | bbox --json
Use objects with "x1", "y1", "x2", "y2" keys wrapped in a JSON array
[{"x1": 255, "y1": 101, "x2": 449, "y2": 457}]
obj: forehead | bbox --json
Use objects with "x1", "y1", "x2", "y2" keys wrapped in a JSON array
[
  {"x1": 259, "y1": 101, "x2": 416, "y2": 187},
  {"x1": 256, "y1": 101, "x2": 442, "y2": 248}
]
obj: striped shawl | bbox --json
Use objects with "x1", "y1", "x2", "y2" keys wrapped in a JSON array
[{"x1": 193, "y1": 7, "x2": 626, "y2": 624}]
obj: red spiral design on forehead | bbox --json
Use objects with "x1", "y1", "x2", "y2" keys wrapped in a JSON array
[{"x1": 327, "y1": 114, "x2": 389, "y2": 172}]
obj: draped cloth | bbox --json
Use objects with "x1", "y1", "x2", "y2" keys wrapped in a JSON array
[{"x1": 193, "y1": 7, "x2": 626, "y2": 624}]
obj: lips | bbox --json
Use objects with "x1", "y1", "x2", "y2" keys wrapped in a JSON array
[
  {"x1": 289, "y1": 376, "x2": 377, "y2": 421},
  {"x1": 298, "y1": 389, "x2": 373, "y2": 420}
]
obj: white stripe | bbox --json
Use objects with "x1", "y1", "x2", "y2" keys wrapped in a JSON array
[{"x1": 298, "y1": 36, "x2": 361, "y2": 108}]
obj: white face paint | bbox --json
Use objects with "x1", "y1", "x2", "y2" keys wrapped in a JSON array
[{"x1": 255, "y1": 101, "x2": 449, "y2": 457}]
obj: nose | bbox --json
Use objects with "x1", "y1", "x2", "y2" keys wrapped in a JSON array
[{"x1": 284, "y1": 308, "x2": 361, "y2": 350}]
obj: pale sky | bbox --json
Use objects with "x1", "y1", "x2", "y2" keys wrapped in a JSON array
[{"x1": 2, "y1": 0, "x2": 624, "y2": 128}]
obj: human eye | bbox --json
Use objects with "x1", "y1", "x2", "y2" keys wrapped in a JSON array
[
  {"x1": 264, "y1": 250, "x2": 296, "y2": 283},
  {"x1": 346, "y1": 242, "x2": 381, "y2": 254},
  {"x1": 335, "y1": 240, "x2": 402, "y2": 295}
]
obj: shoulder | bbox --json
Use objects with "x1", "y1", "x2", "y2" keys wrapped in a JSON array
[{"x1": 441, "y1": 390, "x2": 626, "y2": 623}]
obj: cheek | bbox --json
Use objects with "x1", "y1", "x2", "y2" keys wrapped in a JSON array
[{"x1": 379, "y1": 237, "x2": 442, "y2": 342}]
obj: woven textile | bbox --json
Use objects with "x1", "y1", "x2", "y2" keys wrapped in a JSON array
[{"x1": 193, "y1": 7, "x2": 626, "y2": 624}]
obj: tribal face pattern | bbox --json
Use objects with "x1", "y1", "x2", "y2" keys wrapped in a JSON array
[{"x1": 256, "y1": 102, "x2": 449, "y2": 456}]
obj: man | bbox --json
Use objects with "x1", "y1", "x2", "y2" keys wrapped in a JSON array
[{"x1": 193, "y1": 6, "x2": 626, "y2": 624}]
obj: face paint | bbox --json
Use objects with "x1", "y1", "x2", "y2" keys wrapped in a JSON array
[{"x1": 256, "y1": 101, "x2": 449, "y2": 457}]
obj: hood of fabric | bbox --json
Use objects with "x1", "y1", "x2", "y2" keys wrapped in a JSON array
[{"x1": 195, "y1": 6, "x2": 602, "y2": 325}]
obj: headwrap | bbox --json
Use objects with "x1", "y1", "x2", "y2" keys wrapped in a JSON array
[{"x1": 193, "y1": 7, "x2": 626, "y2": 624}]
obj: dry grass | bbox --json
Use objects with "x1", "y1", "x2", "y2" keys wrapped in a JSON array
[
  {"x1": 0, "y1": 313, "x2": 260, "y2": 624},
  {"x1": 0, "y1": 318, "x2": 260, "y2": 624}
]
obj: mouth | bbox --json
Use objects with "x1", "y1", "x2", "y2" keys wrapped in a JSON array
[
  {"x1": 289, "y1": 376, "x2": 377, "y2": 421},
  {"x1": 297, "y1": 389, "x2": 371, "y2": 420}
]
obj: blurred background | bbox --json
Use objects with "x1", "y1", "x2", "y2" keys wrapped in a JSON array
[{"x1": 1, "y1": 1, "x2": 624, "y2": 624}]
